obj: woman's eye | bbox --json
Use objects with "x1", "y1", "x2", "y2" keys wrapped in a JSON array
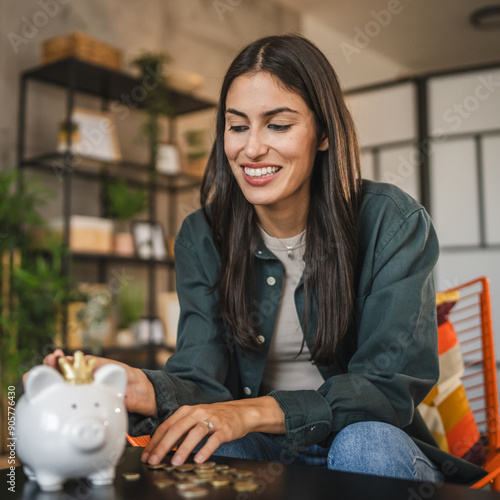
[
  {"x1": 268, "y1": 124, "x2": 292, "y2": 131},
  {"x1": 228, "y1": 125, "x2": 248, "y2": 133}
]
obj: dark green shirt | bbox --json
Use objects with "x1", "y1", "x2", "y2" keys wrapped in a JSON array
[{"x1": 132, "y1": 180, "x2": 440, "y2": 453}]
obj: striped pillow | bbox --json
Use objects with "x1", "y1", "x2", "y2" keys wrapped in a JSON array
[{"x1": 418, "y1": 291, "x2": 485, "y2": 466}]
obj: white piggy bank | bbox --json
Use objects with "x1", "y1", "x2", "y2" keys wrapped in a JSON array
[{"x1": 16, "y1": 363, "x2": 128, "y2": 492}]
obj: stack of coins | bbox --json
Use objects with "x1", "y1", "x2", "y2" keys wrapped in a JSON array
[
  {"x1": 121, "y1": 459, "x2": 261, "y2": 496},
  {"x1": 122, "y1": 472, "x2": 141, "y2": 481}
]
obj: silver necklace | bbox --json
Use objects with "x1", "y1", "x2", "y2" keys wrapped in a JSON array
[{"x1": 261, "y1": 226, "x2": 305, "y2": 259}]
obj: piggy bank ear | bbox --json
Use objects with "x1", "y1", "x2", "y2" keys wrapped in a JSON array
[
  {"x1": 24, "y1": 365, "x2": 65, "y2": 401},
  {"x1": 93, "y1": 364, "x2": 127, "y2": 396}
]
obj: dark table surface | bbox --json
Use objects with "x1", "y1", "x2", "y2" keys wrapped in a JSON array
[{"x1": 5, "y1": 446, "x2": 500, "y2": 500}]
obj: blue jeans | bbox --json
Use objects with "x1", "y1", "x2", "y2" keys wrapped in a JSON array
[{"x1": 209, "y1": 422, "x2": 444, "y2": 482}]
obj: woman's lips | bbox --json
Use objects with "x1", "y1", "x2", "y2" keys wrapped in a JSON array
[{"x1": 241, "y1": 164, "x2": 282, "y2": 185}]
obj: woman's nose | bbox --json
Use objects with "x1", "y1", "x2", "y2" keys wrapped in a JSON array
[{"x1": 244, "y1": 130, "x2": 268, "y2": 159}]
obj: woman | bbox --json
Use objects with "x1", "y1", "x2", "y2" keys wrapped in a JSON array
[{"x1": 45, "y1": 34, "x2": 444, "y2": 481}]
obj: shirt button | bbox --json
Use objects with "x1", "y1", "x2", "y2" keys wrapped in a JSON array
[
  {"x1": 243, "y1": 386, "x2": 252, "y2": 396},
  {"x1": 257, "y1": 335, "x2": 265, "y2": 344},
  {"x1": 267, "y1": 276, "x2": 276, "y2": 286}
]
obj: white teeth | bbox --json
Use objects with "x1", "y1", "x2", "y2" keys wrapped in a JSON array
[{"x1": 244, "y1": 166, "x2": 280, "y2": 178}]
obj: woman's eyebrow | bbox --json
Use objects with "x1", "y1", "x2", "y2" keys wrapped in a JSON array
[{"x1": 225, "y1": 107, "x2": 299, "y2": 118}]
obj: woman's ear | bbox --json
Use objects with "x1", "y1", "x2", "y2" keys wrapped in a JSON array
[{"x1": 318, "y1": 135, "x2": 329, "y2": 152}]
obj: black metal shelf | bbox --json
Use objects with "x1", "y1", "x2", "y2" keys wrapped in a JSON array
[
  {"x1": 100, "y1": 343, "x2": 174, "y2": 370},
  {"x1": 21, "y1": 151, "x2": 203, "y2": 192},
  {"x1": 22, "y1": 57, "x2": 214, "y2": 116},
  {"x1": 17, "y1": 57, "x2": 213, "y2": 368},
  {"x1": 72, "y1": 251, "x2": 174, "y2": 266},
  {"x1": 101, "y1": 343, "x2": 174, "y2": 355}
]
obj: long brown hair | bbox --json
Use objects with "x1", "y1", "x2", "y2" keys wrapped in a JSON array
[{"x1": 200, "y1": 34, "x2": 361, "y2": 366}]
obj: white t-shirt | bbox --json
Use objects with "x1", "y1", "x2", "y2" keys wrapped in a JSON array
[{"x1": 259, "y1": 228, "x2": 325, "y2": 393}]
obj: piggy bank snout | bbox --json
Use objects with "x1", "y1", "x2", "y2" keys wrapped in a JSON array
[{"x1": 69, "y1": 418, "x2": 106, "y2": 452}]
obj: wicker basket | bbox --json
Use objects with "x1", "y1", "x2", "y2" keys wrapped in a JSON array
[{"x1": 42, "y1": 31, "x2": 122, "y2": 70}]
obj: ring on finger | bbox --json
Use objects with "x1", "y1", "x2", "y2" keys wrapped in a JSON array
[{"x1": 200, "y1": 420, "x2": 214, "y2": 432}]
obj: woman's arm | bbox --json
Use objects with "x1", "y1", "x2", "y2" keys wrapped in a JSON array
[
  {"x1": 142, "y1": 396, "x2": 285, "y2": 465},
  {"x1": 265, "y1": 184, "x2": 441, "y2": 454}
]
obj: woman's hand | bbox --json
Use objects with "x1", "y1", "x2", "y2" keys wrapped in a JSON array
[
  {"x1": 39, "y1": 349, "x2": 157, "y2": 417},
  {"x1": 142, "y1": 396, "x2": 285, "y2": 466}
]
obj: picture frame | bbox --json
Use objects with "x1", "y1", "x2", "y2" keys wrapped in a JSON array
[
  {"x1": 57, "y1": 107, "x2": 122, "y2": 162},
  {"x1": 157, "y1": 142, "x2": 181, "y2": 175},
  {"x1": 132, "y1": 221, "x2": 167, "y2": 260}
]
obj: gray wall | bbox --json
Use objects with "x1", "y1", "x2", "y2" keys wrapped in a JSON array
[
  {"x1": 0, "y1": 0, "x2": 300, "y2": 311},
  {"x1": 0, "y1": 0, "x2": 300, "y2": 168}
]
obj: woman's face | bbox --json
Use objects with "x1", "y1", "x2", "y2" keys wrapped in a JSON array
[{"x1": 224, "y1": 72, "x2": 328, "y2": 217}]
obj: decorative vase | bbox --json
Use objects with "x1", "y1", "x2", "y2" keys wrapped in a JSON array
[{"x1": 113, "y1": 232, "x2": 135, "y2": 256}]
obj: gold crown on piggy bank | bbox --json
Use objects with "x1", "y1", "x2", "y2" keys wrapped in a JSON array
[{"x1": 58, "y1": 351, "x2": 96, "y2": 384}]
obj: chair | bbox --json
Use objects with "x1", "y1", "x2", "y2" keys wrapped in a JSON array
[
  {"x1": 438, "y1": 277, "x2": 500, "y2": 490},
  {"x1": 126, "y1": 434, "x2": 151, "y2": 447}
]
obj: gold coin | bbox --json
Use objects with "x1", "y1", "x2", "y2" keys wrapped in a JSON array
[
  {"x1": 215, "y1": 464, "x2": 229, "y2": 471},
  {"x1": 147, "y1": 463, "x2": 166, "y2": 470},
  {"x1": 176, "y1": 481, "x2": 196, "y2": 490},
  {"x1": 154, "y1": 478, "x2": 175, "y2": 488},
  {"x1": 122, "y1": 472, "x2": 141, "y2": 481},
  {"x1": 233, "y1": 480, "x2": 259, "y2": 492},
  {"x1": 178, "y1": 486, "x2": 210, "y2": 498},
  {"x1": 177, "y1": 463, "x2": 196, "y2": 472},
  {"x1": 195, "y1": 462, "x2": 216, "y2": 470},
  {"x1": 188, "y1": 476, "x2": 211, "y2": 484},
  {"x1": 211, "y1": 476, "x2": 231, "y2": 487},
  {"x1": 220, "y1": 467, "x2": 237, "y2": 475},
  {"x1": 163, "y1": 464, "x2": 177, "y2": 472},
  {"x1": 194, "y1": 469, "x2": 215, "y2": 477},
  {"x1": 174, "y1": 472, "x2": 193, "y2": 480},
  {"x1": 234, "y1": 470, "x2": 254, "y2": 479}
]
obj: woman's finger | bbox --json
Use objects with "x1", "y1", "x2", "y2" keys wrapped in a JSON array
[
  {"x1": 170, "y1": 421, "x2": 213, "y2": 465},
  {"x1": 142, "y1": 419, "x2": 187, "y2": 464},
  {"x1": 142, "y1": 421, "x2": 169, "y2": 460},
  {"x1": 42, "y1": 349, "x2": 68, "y2": 368},
  {"x1": 193, "y1": 432, "x2": 224, "y2": 464},
  {"x1": 142, "y1": 409, "x2": 213, "y2": 465}
]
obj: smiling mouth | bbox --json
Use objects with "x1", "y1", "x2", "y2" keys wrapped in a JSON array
[{"x1": 243, "y1": 166, "x2": 281, "y2": 178}]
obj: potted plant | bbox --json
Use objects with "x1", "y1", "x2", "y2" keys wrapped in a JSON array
[
  {"x1": 105, "y1": 178, "x2": 147, "y2": 255},
  {"x1": 0, "y1": 168, "x2": 74, "y2": 453},
  {"x1": 114, "y1": 282, "x2": 146, "y2": 347},
  {"x1": 130, "y1": 51, "x2": 174, "y2": 172},
  {"x1": 56, "y1": 120, "x2": 79, "y2": 154},
  {"x1": 184, "y1": 128, "x2": 209, "y2": 178}
]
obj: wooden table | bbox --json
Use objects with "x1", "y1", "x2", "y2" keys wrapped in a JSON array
[{"x1": 6, "y1": 446, "x2": 500, "y2": 499}]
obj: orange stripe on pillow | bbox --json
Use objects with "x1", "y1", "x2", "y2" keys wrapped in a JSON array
[
  {"x1": 446, "y1": 411, "x2": 480, "y2": 458},
  {"x1": 438, "y1": 320, "x2": 459, "y2": 355}
]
